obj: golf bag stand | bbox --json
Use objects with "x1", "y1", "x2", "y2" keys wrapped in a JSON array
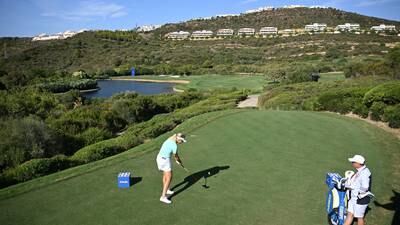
[{"x1": 326, "y1": 173, "x2": 348, "y2": 225}]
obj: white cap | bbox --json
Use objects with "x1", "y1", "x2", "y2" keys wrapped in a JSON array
[
  {"x1": 348, "y1": 155, "x2": 365, "y2": 164},
  {"x1": 177, "y1": 133, "x2": 187, "y2": 143}
]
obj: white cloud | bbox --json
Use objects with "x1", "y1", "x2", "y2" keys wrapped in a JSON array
[
  {"x1": 40, "y1": 0, "x2": 127, "y2": 21},
  {"x1": 241, "y1": 0, "x2": 259, "y2": 5},
  {"x1": 356, "y1": 0, "x2": 394, "y2": 7}
]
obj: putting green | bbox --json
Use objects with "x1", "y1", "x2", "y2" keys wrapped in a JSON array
[{"x1": 0, "y1": 110, "x2": 399, "y2": 225}]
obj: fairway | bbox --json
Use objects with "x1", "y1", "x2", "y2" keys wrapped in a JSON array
[
  {"x1": 0, "y1": 110, "x2": 399, "y2": 225},
  {"x1": 128, "y1": 75, "x2": 267, "y2": 92}
]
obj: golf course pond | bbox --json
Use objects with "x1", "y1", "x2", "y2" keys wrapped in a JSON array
[{"x1": 82, "y1": 80, "x2": 175, "y2": 98}]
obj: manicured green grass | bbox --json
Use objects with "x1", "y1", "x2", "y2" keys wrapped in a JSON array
[
  {"x1": 174, "y1": 75, "x2": 267, "y2": 92},
  {"x1": 122, "y1": 74, "x2": 267, "y2": 92},
  {"x1": 319, "y1": 72, "x2": 346, "y2": 82},
  {"x1": 0, "y1": 110, "x2": 398, "y2": 225}
]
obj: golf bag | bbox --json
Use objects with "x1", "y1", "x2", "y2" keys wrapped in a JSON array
[{"x1": 325, "y1": 173, "x2": 350, "y2": 225}]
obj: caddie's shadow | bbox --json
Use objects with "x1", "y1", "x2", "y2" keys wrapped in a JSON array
[
  {"x1": 170, "y1": 165, "x2": 230, "y2": 199},
  {"x1": 374, "y1": 190, "x2": 400, "y2": 225}
]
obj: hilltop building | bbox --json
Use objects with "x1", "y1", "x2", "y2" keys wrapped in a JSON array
[
  {"x1": 32, "y1": 30, "x2": 85, "y2": 41},
  {"x1": 279, "y1": 29, "x2": 295, "y2": 36},
  {"x1": 371, "y1": 24, "x2": 396, "y2": 32},
  {"x1": 336, "y1": 23, "x2": 360, "y2": 32},
  {"x1": 165, "y1": 31, "x2": 190, "y2": 40},
  {"x1": 238, "y1": 28, "x2": 256, "y2": 36},
  {"x1": 217, "y1": 29, "x2": 234, "y2": 36},
  {"x1": 245, "y1": 6, "x2": 273, "y2": 14},
  {"x1": 191, "y1": 30, "x2": 214, "y2": 38},
  {"x1": 305, "y1": 23, "x2": 327, "y2": 32},
  {"x1": 137, "y1": 25, "x2": 161, "y2": 32},
  {"x1": 259, "y1": 27, "x2": 278, "y2": 36},
  {"x1": 216, "y1": 14, "x2": 240, "y2": 17}
]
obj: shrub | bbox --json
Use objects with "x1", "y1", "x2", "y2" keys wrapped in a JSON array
[
  {"x1": 352, "y1": 102, "x2": 369, "y2": 118},
  {"x1": 0, "y1": 155, "x2": 74, "y2": 188},
  {"x1": 0, "y1": 116, "x2": 64, "y2": 171},
  {"x1": 70, "y1": 139, "x2": 126, "y2": 164},
  {"x1": 383, "y1": 104, "x2": 400, "y2": 128},
  {"x1": 363, "y1": 82, "x2": 400, "y2": 107},
  {"x1": 316, "y1": 88, "x2": 368, "y2": 114},
  {"x1": 77, "y1": 127, "x2": 113, "y2": 145},
  {"x1": 369, "y1": 101, "x2": 386, "y2": 121}
]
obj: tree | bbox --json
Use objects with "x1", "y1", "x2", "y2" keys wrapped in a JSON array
[{"x1": 0, "y1": 116, "x2": 62, "y2": 170}]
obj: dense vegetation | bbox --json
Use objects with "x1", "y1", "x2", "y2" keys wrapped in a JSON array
[
  {"x1": 1, "y1": 7, "x2": 399, "y2": 85},
  {"x1": 0, "y1": 87, "x2": 246, "y2": 188},
  {"x1": 259, "y1": 48, "x2": 400, "y2": 127}
]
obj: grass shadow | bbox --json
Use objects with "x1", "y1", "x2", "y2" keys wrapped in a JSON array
[{"x1": 170, "y1": 165, "x2": 230, "y2": 199}]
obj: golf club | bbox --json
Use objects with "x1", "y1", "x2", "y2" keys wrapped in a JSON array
[{"x1": 176, "y1": 161, "x2": 190, "y2": 172}]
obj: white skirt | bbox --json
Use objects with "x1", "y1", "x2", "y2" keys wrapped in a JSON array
[{"x1": 156, "y1": 155, "x2": 172, "y2": 172}]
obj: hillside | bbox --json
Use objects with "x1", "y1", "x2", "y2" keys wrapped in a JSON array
[
  {"x1": 0, "y1": 7, "x2": 399, "y2": 89},
  {"x1": 154, "y1": 7, "x2": 400, "y2": 34}
]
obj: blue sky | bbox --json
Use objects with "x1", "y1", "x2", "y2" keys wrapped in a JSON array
[{"x1": 0, "y1": 0, "x2": 399, "y2": 37}]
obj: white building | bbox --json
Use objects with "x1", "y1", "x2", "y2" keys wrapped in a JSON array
[
  {"x1": 137, "y1": 25, "x2": 162, "y2": 32},
  {"x1": 217, "y1": 29, "x2": 234, "y2": 36},
  {"x1": 191, "y1": 30, "x2": 214, "y2": 38},
  {"x1": 245, "y1": 6, "x2": 273, "y2": 14},
  {"x1": 216, "y1": 14, "x2": 240, "y2": 17},
  {"x1": 305, "y1": 23, "x2": 327, "y2": 32},
  {"x1": 336, "y1": 23, "x2": 360, "y2": 32},
  {"x1": 259, "y1": 27, "x2": 278, "y2": 36},
  {"x1": 63, "y1": 30, "x2": 77, "y2": 38},
  {"x1": 279, "y1": 29, "x2": 295, "y2": 36},
  {"x1": 238, "y1": 28, "x2": 256, "y2": 36},
  {"x1": 283, "y1": 5, "x2": 305, "y2": 9},
  {"x1": 165, "y1": 31, "x2": 190, "y2": 40},
  {"x1": 32, "y1": 30, "x2": 82, "y2": 41},
  {"x1": 371, "y1": 24, "x2": 396, "y2": 32}
]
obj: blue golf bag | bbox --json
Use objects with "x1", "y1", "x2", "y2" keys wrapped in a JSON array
[{"x1": 326, "y1": 173, "x2": 349, "y2": 225}]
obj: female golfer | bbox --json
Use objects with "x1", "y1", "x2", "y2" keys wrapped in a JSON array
[
  {"x1": 156, "y1": 133, "x2": 186, "y2": 204},
  {"x1": 344, "y1": 154, "x2": 373, "y2": 225}
]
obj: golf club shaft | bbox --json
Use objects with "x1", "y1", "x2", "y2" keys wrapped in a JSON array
[
  {"x1": 176, "y1": 161, "x2": 189, "y2": 172},
  {"x1": 182, "y1": 165, "x2": 189, "y2": 172}
]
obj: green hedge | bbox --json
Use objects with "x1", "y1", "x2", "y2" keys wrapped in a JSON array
[
  {"x1": 316, "y1": 87, "x2": 370, "y2": 114},
  {"x1": 370, "y1": 101, "x2": 387, "y2": 121},
  {"x1": 383, "y1": 104, "x2": 400, "y2": 128},
  {"x1": 0, "y1": 155, "x2": 74, "y2": 188},
  {"x1": 363, "y1": 82, "x2": 400, "y2": 107}
]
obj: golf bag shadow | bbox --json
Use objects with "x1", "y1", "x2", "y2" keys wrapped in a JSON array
[{"x1": 326, "y1": 173, "x2": 349, "y2": 225}]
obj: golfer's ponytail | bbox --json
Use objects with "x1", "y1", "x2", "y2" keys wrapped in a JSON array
[{"x1": 169, "y1": 133, "x2": 178, "y2": 140}]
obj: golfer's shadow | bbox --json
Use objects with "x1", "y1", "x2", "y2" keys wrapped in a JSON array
[{"x1": 170, "y1": 165, "x2": 230, "y2": 198}]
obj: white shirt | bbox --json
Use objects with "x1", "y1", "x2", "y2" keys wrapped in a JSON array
[{"x1": 348, "y1": 165, "x2": 371, "y2": 198}]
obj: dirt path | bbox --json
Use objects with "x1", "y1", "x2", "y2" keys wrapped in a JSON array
[{"x1": 237, "y1": 94, "x2": 259, "y2": 108}]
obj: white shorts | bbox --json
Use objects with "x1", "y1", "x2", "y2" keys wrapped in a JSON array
[
  {"x1": 347, "y1": 198, "x2": 368, "y2": 218},
  {"x1": 156, "y1": 155, "x2": 171, "y2": 172}
]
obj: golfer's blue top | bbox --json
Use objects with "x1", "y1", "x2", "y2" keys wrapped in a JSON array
[{"x1": 158, "y1": 139, "x2": 177, "y2": 158}]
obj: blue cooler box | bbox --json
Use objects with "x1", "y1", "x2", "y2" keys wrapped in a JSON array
[{"x1": 118, "y1": 172, "x2": 131, "y2": 188}]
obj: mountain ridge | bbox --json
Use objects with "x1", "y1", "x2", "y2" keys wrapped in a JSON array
[{"x1": 153, "y1": 7, "x2": 400, "y2": 35}]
